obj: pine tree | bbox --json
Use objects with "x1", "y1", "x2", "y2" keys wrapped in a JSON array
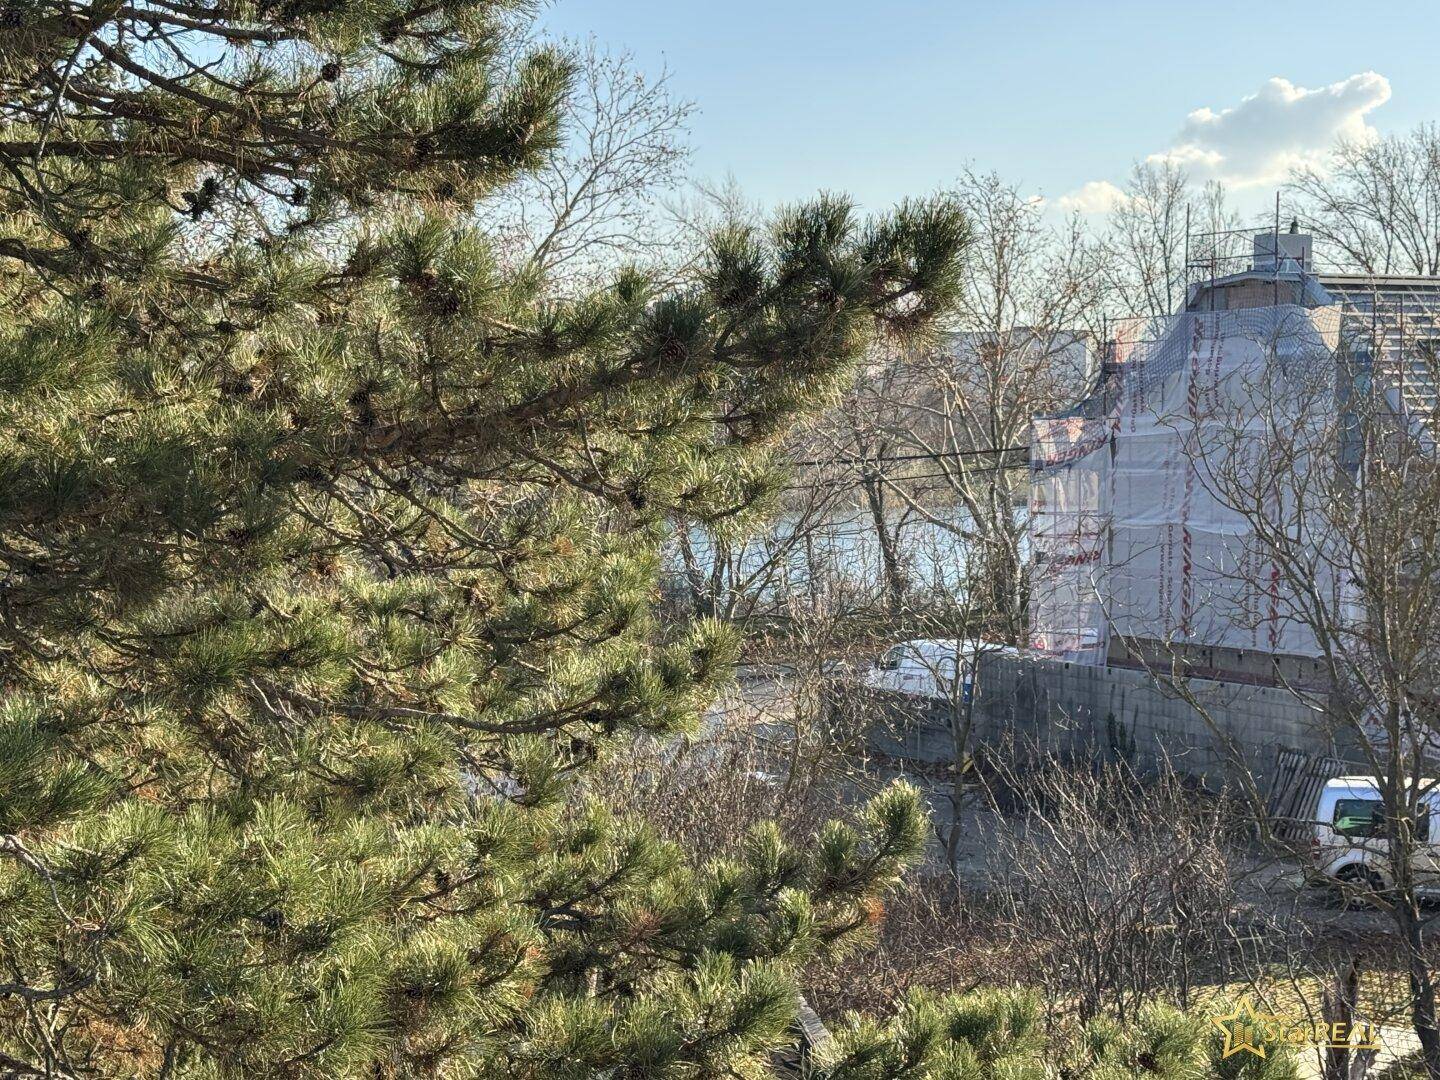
[
  {"x1": 0, "y1": 3, "x2": 970, "y2": 1076},
  {"x1": 815, "y1": 989, "x2": 1301, "y2": 1079}
]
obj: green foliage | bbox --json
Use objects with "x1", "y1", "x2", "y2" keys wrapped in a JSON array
[
  {"x1": 819, "y1": 990, "x2": 1303, "y2": 1080},
  {"x1": 1205, "y1": 1028, "x2": 1305, "y2": 1080},
  {"x1": 0, "y1": 2, "x2": 970, "y2": 1076}
]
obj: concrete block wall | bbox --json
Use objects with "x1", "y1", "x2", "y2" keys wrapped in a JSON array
[
  {"x1": 863, "y1": 691, "x2": 957, "y2": 765},
  {"x1": 862, "y1": 654, "x2": 1366, "y2": 789}
]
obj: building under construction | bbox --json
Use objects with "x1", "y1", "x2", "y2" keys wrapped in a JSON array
[{"x1": 1028, "y1": 224, "x2": 1439, "y2": 685}]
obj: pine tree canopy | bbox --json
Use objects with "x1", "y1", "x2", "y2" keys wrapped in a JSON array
[{"x1": 0, "y1": 3, "x2": 973, "y2": 1076}]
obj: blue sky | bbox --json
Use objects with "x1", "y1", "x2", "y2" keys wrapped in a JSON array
[{"x1": 540, "y1": 0, "x2": 1439, "y2": 219}]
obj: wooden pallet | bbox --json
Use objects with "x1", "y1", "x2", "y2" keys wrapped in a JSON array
[{"x1": 1265, "y1": 745, "x2": 1356, "y2": 842}]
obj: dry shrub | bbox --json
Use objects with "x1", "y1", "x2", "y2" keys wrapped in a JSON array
[
  {"x1": 980, "y1": 754, "x2": 1242, "y2": 1023},
  {"x1": 804, "y1": 871, "x2": 1019, "y2": 1017},
  {"x1": 576, "y1": 701, "x2": 858, "y2": 860}
]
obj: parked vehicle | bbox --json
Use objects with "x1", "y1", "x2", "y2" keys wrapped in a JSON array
[
  {"x1": 862, "y1": 638, "x2": 1019, "y2": 702},
  {"x1": 1313, "y1": 775, "x2": 1440, "y2": 895}
]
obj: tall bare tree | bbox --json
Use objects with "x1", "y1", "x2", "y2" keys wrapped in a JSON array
[
  {"x1": 1128, "y1": 318, "x2": 1440, "y2": 1077},
  {"x1": 479, "y1": 39, "x2": 694, "y2": 288},
  {"x1": 865, "y1": 171, "x2": 1102, "y2": 641},
  {"x1": 814, "y1": 346, "x2": 931, "y2": 615},
  {"x1": 1103, "y1": 161, "x2": 1243, "y2": 322},
  {"x1": 1290, "y1": 124, "x2": 1440, "y2": 275}
]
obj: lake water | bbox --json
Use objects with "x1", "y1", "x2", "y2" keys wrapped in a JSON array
[{"x1": 664, "y1": 507, "x2": 984, "y2": 604}]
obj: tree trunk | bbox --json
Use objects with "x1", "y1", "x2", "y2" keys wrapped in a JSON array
[
  {"x1": 860, "y1": 470, "x2": 907, "y2": 614},
  {"x1": 1398, "y1": 902, "x2": 1440, "y2": 1079},
  {"x1": 675, "y1": 526, "x2": 714, "y2": 618},
  {"x1": 1324, "y1": 957, "x2": 1380, "y2": 1080},
  {"x1": 944, "y1": 657, "x2": 979, "y2": 872}
]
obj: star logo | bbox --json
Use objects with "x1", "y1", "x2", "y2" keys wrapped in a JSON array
[{"x1": 1212, "y1": 997, "x2": 1270, "y2": 1059}]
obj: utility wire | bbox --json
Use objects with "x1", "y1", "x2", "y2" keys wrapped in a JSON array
[
  {"x1": 785, "y1": 446, "x2": 1030, "y2": 469},
  {"x1": 776, "y1": 466, "x2": 1028, "y2": 493}
]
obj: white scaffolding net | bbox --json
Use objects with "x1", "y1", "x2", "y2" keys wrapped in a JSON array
[
  {"x1": 1030, "y1": 304, "x2": 1347, "y2": 664},
  {"x1": 1029, "y1": 414, "x2": 1110, "y2": 664}
]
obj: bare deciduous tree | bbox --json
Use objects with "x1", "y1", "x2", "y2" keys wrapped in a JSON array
[
  {"x1": 480, "y1": 39, "x2": 694, "y2": 288},
  {"x1": 1130, "y1": 319, "x2": 1440, "y2": 1076},
  {"x1": 1290, "y1": 124, "x2": 1440, "y2": 275},
  {"x1": 857, "y1": 172, "x2": 1102, "y2": 640},
  {"x1": 1103, "y1": 161, "x2": 1243, "y2": 322},
  {"x1": 816, "y1": 348, "x2": 929, "y2": 616}
]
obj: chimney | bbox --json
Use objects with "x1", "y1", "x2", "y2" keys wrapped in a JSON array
[{"x1": 1254, "y1": 227, "x2": 1312, "y2": 272}]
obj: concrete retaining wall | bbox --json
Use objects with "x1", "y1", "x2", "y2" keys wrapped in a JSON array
[{"x1": 864, "y1": 654, "x2": 1367, "y2": 789}]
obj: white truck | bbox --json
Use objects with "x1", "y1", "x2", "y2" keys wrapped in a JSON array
[
  {"x1": 862, "y1": 638, "x2": 1019, "y2": 702},
  {"x1": 1313, "y1": 775, "x2": 1440, "y2": 897}
]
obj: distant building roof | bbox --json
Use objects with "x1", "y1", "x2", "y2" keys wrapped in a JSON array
[
  {"x1": 1183, "y1": 232, "x2": 1440, "y2": 420},
  {"x1": 1319, "y1": 273, "x2": 1440, "y2": 419}
]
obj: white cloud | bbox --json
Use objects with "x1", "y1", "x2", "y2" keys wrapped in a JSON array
[
  {"x1": 1057, "y1": 179, "x2": 1127, "y2": 215},
  {"x1": 1149, "y1": 72, "x2": 1391, "y2": 188},
  {"x1": 1059, "y1": 72, "x2": 1392, "y2": 211}
]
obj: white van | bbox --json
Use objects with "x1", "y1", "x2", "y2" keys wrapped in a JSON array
[
  {"x1": 1313, "y1": 775, "x2": 1440, "y2": 895},
  {"x1": 863, "y1": 639, "x2": 1018, "y2": 702}
]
